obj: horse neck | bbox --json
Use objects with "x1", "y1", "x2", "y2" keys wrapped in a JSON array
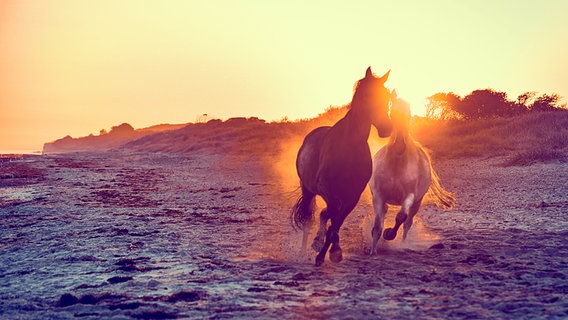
[
  {"x1": 388, "y1": 123, "x2": 412, "y2": 157},
  {"x1": 335, "y1": 107, "x2": 372, "y2": 143},
  {"x1": 390, "y1": 125, "x2": 409, "y2": 144}
]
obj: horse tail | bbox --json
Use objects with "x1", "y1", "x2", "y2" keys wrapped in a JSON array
[
  {"x1": 429, "y1": 166, "x2": 456, "y2": 209},
  {"x1": 416, "y1": 144, "x2": 456, "y2": 210},
  {"x1": 291, "y1": 188, "x2": 316, "y2": 231}
]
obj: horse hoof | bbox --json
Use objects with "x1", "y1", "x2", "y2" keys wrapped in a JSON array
[
  {"x1": 329, "y1": 248, "x2": 343, "y2": 263},
  {"x1": 315, "y1": 255, "x2": 325, "y2": 267},
  {"x1": 383, "y1": 228, "x2": 396, "y2": 241},
  {"x1": 311, "y1": 237, "x2": 324, "y2": 252}
]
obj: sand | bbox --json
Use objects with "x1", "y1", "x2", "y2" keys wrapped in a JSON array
[{"x1": 0, "y1": 151, "x2": 567, "y2": 319}]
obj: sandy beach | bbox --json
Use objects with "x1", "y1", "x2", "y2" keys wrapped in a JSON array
[{"x1": 1, "y1": 149, "x2": 566, "y2": 319}]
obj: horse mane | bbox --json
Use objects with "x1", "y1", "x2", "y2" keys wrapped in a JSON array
[
  {"x1": 348, "y1": 70, "x2": 391, "y2": 114},
  {"x1": 349, "y1": 75, "x2": 377, "y2": 110},
  {"x1": 391, "y1": 97, "x2": 411, "y2": 122},
  {"x1": 345, "y1": 78, "x2": 365, "y2": 110},
  {"x1": 386, "y1": 96, "x2": 411, "y2": 152}
]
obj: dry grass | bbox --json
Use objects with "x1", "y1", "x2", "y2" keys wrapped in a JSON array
[
  {"x1": 121, "y1": 109, "x2": 568, "y2": 167},
  {"x1": 411, "y1": 111, "x2": 568, "y2": 166}
]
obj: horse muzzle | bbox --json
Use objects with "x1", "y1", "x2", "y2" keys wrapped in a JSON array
[{"x1": 375, "y1": 121, "x2": 393, "y2": 138}]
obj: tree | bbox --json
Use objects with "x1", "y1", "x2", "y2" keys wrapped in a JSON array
[
  {"x1": 456, "y1": 89, "x2": 511, "y2": 119},
  {"x1": 517, "y1": 91, "x2": 536, "y2": 106},
  {"x1": 424, "y1": 89, "x2": 566, "y2": 120},
  {"x1": 530, "y1": 93, "x2": 565, "y2": 112},
  {"x1": 196, "y1": 113, "x2": 209, "y2": 123},
  {"x1": 425, "y1": 92, "x2": 462, "y2": 120},
  {"x1": 506, "y1": 91, "x2": 535, "y2": 115},
  {"x1": 109, "y1": 123, "x2": 134, "y2": 134}
]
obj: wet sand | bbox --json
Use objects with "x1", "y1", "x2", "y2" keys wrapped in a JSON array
[{"x1": 0, "y1": 151, "x2": 567, "y2": 319}]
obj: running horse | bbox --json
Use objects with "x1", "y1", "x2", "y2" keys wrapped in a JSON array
[
  {"x1": 369, "y1": 90, "x2": 456, "y2": 254},
  {"x1": 292, "y1": 67, "x2": 392, "y2": 266}
]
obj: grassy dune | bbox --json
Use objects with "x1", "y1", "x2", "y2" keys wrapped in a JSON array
[
  {"x1": 59, "y1": 107, "x2": 566, "y2": 168},
  {"x1": 411, "y1": 111, "x2": 568, "y2": 165}
]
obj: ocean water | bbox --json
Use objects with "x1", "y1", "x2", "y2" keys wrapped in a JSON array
[{"x1": 0, "y1": 149, "x2": 42, "y2": 155}]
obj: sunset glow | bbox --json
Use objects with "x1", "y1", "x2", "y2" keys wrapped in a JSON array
[{"x1": 1, "y1": 0, "x2": 567, "y2": 151}]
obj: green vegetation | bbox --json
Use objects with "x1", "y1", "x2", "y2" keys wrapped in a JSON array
[{"x1": 426, "y1": 89, "x2": 566, "y2": 120}]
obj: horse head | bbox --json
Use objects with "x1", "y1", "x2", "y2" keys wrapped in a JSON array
[
  {"x1": 354, "y1": 67, "x2": 392, "y2": 137},
  {"x1": 390, "y1": 89, "x2": 411, "y2": 131},
  {"x1": 389, "y1": 89, "x2": 412, "y2": 153}
]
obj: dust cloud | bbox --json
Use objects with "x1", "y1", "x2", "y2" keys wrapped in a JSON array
[{"x1": 257, "y1": 112, "x2": 443, "y2": 262}]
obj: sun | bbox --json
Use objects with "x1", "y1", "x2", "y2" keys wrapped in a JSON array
[
  {"x1": 392, "y1": 93, "x2": 427, "y2": 118},
  {"x1": 409, "y1": 99, "x2": 428, "y2": 118}
]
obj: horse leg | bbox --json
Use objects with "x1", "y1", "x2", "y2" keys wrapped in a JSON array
[
  {"x1": 402, "y1": 199, "x2": 422, "y2": 240},
  {"x1": 317, "y1": 208, "x2": 351, "y2": 266},
  {"x1": 329, "y1": 214, "x2": 349, "y2": 263},
  {"x1": 328, "y1": 225, "x2": 343, "y2": 263},
  {"x1": 315, "y1": 209, "x2": 347, "y2": 266},
  {"x1": 384, "y1": 193, "x2": 415, "y2": 240},
  {"x1": 294, "y1": 187, "x2": 316, "y2": 252},
  {"x1": 315, "y1": 222, "x2": 340, "y2": 266},
  {"x1": 301, "y1": 221, "x2": 312, "y2": 252},
  {"x1": 311, "y1": 208, "x2": 328, "y2": 252},
  {"x1": 371, "y1": 197, "x2": 387, "y2": 255}
]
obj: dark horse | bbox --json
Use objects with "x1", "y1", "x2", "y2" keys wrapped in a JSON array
[{"x1": 292, "y1": 67, "x2": 392, "y2": 266}]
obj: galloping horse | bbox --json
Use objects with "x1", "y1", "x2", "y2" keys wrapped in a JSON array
[
  {"x1": 369, "y1": 91, "x2": 455, "y2": 254},
  {"x1": 292, "y1": 67, "x2": 392, "y2": 266}
]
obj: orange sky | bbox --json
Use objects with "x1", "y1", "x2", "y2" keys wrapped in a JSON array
[{"x1": 1, "y1": 0, "x2": 567, "y2": 152}]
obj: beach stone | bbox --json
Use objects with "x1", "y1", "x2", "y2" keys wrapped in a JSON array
[
  {"x1": 429, "y1": 243, "x2": 445, "y2": 250},
  {"x1": 56, "y1": 293, "x2": 79, "y2": 307}
]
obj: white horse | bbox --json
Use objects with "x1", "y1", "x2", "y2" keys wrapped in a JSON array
[{"x1": 369, "y1": 91, "x2": 455, "y2": 254}]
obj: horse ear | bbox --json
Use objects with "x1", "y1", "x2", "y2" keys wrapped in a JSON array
[
  {"x1": 365, "y1": 67, "x2": 374, "y2": 79},
  {"x1": 380, "y1": 70, "x2": 390, "y2": 82}
]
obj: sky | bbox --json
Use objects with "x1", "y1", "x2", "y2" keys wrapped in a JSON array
[{"x1": 1, "y1": 0, "x2": 567, "y2": 152}]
